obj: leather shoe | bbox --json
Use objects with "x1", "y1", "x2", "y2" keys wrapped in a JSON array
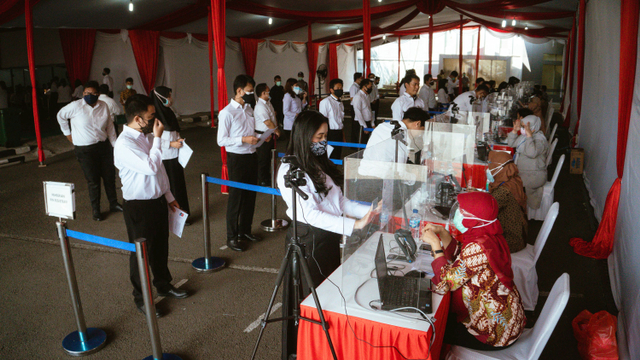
[
  {"x1": 158, "y1": 286, "x2": 189, "y2": 299},
  {"x1": 239, "y1": 233, "x2": 262, "y2": 242},
  {"x1": 137, "y1": 304, "x2": 163, "y2": 318},
  {"x1": 110, "y1": 203, "x2": 124, "y2": 212},
  {"x1": 92, "y1": 211, "x2": 102, "y2": 221},
  {"x1": 227, "y1": 238, "x2": 246, "y2": 252}
]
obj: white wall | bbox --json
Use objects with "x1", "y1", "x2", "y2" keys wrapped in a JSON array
[{"x1": 252, "y1": 44, "x2": 309, "y2": 92}]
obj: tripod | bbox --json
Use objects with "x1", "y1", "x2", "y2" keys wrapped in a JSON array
[{"x1": 250, "y1": 158, "x2": 337, "y2": 360}]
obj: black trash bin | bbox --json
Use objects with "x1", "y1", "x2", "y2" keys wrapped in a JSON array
[{"x1": 0, "y1": 108, "x2": 22, "y2": 148}]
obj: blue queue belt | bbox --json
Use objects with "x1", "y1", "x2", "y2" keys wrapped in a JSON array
[
  {"x1": 327, "y1": 141, "x2": 366, "y2": 149},
  {"x1": 277, "y1": 153, "x2": 343, "y2": 166},
  {"x1": 66, "y1": 229, "x2": 136, "y2": 252},
  {"x1": 206, "y1": 176, "x2": 282, "y2": 196}
]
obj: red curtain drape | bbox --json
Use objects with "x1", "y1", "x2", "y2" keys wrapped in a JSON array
[
  {"x1": 328, "y1": 43, "x2": 339, "y2": 81},
  {"x1": 207, "y1": 8, "x2": 215, "y2": 127},
  {"x1": 573, "y1": 0, "x2": 586, "y2": 136},
  {"x1": 307, "y1": 24, "x2": 318, "y2": 98},
  {"x1": 363, "y1": 0, "x2": 371, "y2": 76},
  {"x1": 24, "y1": 0, "x2": 44, "y2": 165},
  {"x1": 428, "y1": 16, "x2": 434, "y2": 74},
  {"x1": 563, "y1": 19, "x2": 576, "y2": 128},
  {"x1": 211, "y1": 0, "x2": 229, "y2": 192},
  {"x1": 240, "y1": 38, "x2": 260, "y2": 78},
  {"x1": 570, "y1": 0, "x2": 639, "y2": 259},
  {"x1": 59, "y1": 29, "x2": 97, "y2": 89},
  {"x1": 128, "y1": 30, "x2": 160, "y2": 93},
  {"x1": 459, "y1": 16, "x2": 463, "y2": 93},
  {"x1": 475, "y1": 27, "x2": 481, "y2": 82}
]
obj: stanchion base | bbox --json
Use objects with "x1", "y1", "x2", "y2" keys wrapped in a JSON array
[
  {"x1": 192, "y1": 257, "x2": 225, "y2": 272},
  {"x1": 142, "y1": 353, "x2": 182, "y2": 360},
  {"x1": 62, "y1": 328, "x2": 107, "y2": 356},
  {"x1": 260, "y1": 218, "x2": 289, "y2": 232}
]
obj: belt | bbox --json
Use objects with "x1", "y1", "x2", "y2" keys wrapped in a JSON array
[{"x1": 255, "y1": 130, "x2": 265, "y2": 134}]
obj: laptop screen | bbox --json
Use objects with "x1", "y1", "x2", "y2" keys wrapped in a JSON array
[{"x1": 375, "y1": 235, "x2": 388, "y2": 297}]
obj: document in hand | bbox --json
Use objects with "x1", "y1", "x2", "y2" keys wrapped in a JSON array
[
  {"x1": 169, "y1": 208, "x2": 189, "y2": 238},
  {"x1": 178, "y1": 141, "x2": 193, "y2": 168},
  {"x1": 251, "y1": 128, "x2": 275, "y2": 149}
]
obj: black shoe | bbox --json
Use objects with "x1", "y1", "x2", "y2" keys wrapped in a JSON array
[
  {"x1": 92, "y1": 211, "x2": 102, "y2": 221},
  {"x1": 185, "y1": 221, "x2": 192, "y2": 226},
  {"x1": 110, "y1": 203, "x2": 123, "y2": 212},
  {"x1": 137, "y1": 304, "x2": 163, "y2": 318},
  {"x1": 158, "y1": 286, "x2": 189, "y2": 299},
  {"x1": 227, "y1": 238, "x2": 246, "y2": 252},
  {"x1": 239, "y1": 233, "x2": 262, "y2": 242}
]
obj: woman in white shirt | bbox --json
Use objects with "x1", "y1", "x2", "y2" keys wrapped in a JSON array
[
  {"x1": 153, "y1": 86, "x2": 191, "y2": 223},
  {"x1": 71, "y1": 79, "x2": 84, "y2": 100},
  {"x1": 277, "y1": 110, "x2": 376, "y2": 359},
  {"x1": 437, "y1": 78, "x2": 449, "y2": 105},
  {"x1": 57, "y1": 79, "x2": 73, "y2": 109},
  {"x1": 282, "y1": 78, "x2": 307, "y2": 139}
]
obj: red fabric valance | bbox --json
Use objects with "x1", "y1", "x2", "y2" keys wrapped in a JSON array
[
  {"x1": 328, "y1": 43, "x2": 339, "y2": 81},
  {"x1": 451, "y1": 5, "x2": 574, "y2": 20},
  {"x1": 59, "y1": 29, "x2": 96, "y2": 88},
  {"x1": 392, "y1": 18, "x2": 470, "y2": 36},
  {"x1": 245, "y1": 20, "x2": 308, "y2": 39},
  {"x1": 317, "y1": 8, "x2": 420, "y2": 44},
  {"x1": 454, "y1": 8, "x2": 566, "y2": 38},
  {"x1": 446, "y1": 0, "x2": 548, "y2": 12},
  {"x1": 240, "y1": 38, "x2": 260, "y2": 78},
  {"x1": 416, "y1": 0, "x2": 445, "y2": 15},
  {"x1": 128, "y1": 30, "x2": 160, "y2": 93}
]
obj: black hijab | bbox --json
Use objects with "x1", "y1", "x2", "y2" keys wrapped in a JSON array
[{"x1": 152, "y1": 86, "x2": 180, "y2": 132}]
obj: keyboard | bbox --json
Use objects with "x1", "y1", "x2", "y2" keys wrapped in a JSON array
[{"x1": 381, "y1": 277, "x2": 418, "y2": 309}]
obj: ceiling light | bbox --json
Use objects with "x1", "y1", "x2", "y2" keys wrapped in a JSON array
[
  {"x1": 383, "y1": 34, "x2": 386, "y2": 40},
  {"x1": 525, "y1": 26, "x2": 529, "y2": 30},
  {"x1": 337, "y1": 27, "x2": 341, "y2": 35},
  {"x1": 501, "y1": 19, "x2": 507, "y2": 28},
  {"x1": 268, "y1": 17, "x2": 272, "y2": 25},
  {"x1": 512, "y1": 19, "x2": 516, "y2": 26},
  {"x1": 129, "y1": 0, "x2": 133, "y2": 11},
  {"x1": 378, "y1": 0, "x2": 382, "y2": 2},
  {"x1": 428, "y1": 15, "x2": 431, "y2": 19}
]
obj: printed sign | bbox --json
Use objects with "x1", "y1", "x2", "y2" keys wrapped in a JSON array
[{"x1": 43, "y1": 181, "x2": 76, "y2": 220}]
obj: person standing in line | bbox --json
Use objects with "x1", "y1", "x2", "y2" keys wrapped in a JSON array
[
  {"x1": 418, "y1": 74, "x2": 437, "y2": 111},
  {"x1": 102, "y1": 68, "x2": 114, "y2": 98},
  {"x1": 282, "y1": 78, "x2": 307, "y2": 140},
  {"x1": 57, "y1": 81, "x2": 122, "y2": 221},
  {"x1": 391, "y1": 74, "x2": 425, "y2": 121},
  {"x1": 253, "y1": 83, "x2": 281, "y2": 186},
  {"x1": 120, "y1": 77, "x2": 137, "y2": 106},
  {"x1": 367, "y1": 73, "x2": 380, "y2": 123},
  {"x1": 57, "y1": 79, "x2": 73, "y2": 112},
  {"x1": 152, "y1": 86, "x2": 191, "y2": 226},
  {"x1": 270, "y1": 75, "x2": 285, "y2": 127},
  {"x1": 71, "y1": 79, "x2": 84, "y2": 100},
  {"x1": 446, "y1": 70, "x2": 459, "y2": 101},
  {"x1": 217, "y1": 75, "x2": 262, "y2": 252},
  {"x1": 318, "y1": 78, "x2": 345, "y2": 160},
  {"x1": 352, "y1": 78, "x2": 373, "y2": 143},
  {"x1": 349, "y1": 72, "x2": 363, "y2": 104},
  {"x1": 98, "y1": 84, "x2": 123, "y2": 134},
  {"x1": 461, "y1": 72, "x2": 470, "y2": 92},
  {"x1": 297, "y1": 71, "x2": 309, "y2": 93},
  {"x1": 115, "y1": 94, "x2": 189, "y2": 318}
]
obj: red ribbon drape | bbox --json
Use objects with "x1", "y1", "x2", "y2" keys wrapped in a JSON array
[
  {"x1": 328, "y1": 43, "x2": 339, "y2": 81},
  {"x1": 459, "y1": 16, "x2": 463, "y2": 93},
  {"x1": 207, "y1": 8, "x2": 215, "y2": 128},
  {"x1": 363, "y1": 0, "x2": 371, "y2": 76},
  {"x1": 573, "y1": 0, "x2": 586, "y2": 136},
  {"x1": 59, "y1": 29, "x2": 97, "y2": 89},
  {"x1": 570, "y1": 0, "x2": 639, "y2": 259},
  {"x1": 307, "y1": 24, "x2": 318, "y2": 98},
  {"x1": 24, "y1": 0, "x2": 44, "y2": 165},
  {"x1": 475, "y1": 27, "x2": 481, "y2": 82},
  {"x1": 240, "y1": 38, "x2": 260, "y2": 78},
  {"x1": 211, "y1": 0, "x2": 228, "y2": 192},
  {"x1": 563, "y1": 19, "x2": 577, "y2": 128},
  {"x1": 128, "y1": 30, "x2": 160, "y2": 93}
]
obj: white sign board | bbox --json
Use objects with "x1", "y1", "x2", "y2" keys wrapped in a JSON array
[{"x1": 43, "y1": 181, "x2": 76, "y2": 220}]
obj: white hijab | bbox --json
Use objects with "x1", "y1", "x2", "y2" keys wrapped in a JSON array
[{"x1": 515, "y1": 115, "x2": 545, "y2": 155}]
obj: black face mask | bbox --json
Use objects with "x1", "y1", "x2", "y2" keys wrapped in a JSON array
[
  {"x1": 140, "y1": 118, "x2": 154, "y2": 134},
  {"x1": 242, "y1": 94, "x2": 256, "y2": 108},
  {"x1": 333, "y1": 89, "x2": 343, "y2": 98},
  {"x1": 365, "y1": 87, "x2": 372, "y2": 94}
]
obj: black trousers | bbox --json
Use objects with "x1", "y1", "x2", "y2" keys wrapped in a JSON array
[
  {"x1": 163, "y1": 158, "x2": 191, "y2": 215},
  {"x1": 256, "y1": 135, "x2": 275, "y2": 186},
  {"x1": 327, "y1": 129, "x2": 343, "y2": 160},
  {"x1": 444, "y1": 311, "x2": 513, "y2": 351},
  {"x1": 281, "y1": 222, "x2": 342, "y2": 360},
  {"x1": 124, "y1": 197, "x2": 172, "y2": 306},
  {"x1": 226, "y1": 152, "x2": 258, "y2": 239},
  {"x1": 74, "y1": 140, "x2": 118, "y2": 213},
  {"x1": 350, "y1": 120, "x2": 372, "y2": 144}
]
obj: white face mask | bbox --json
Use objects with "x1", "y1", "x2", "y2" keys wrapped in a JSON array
[
  {"x1": 520, "y1": 128, "x2": 527, "y2": 136},
  {"x1": 293, "y1": 87, "x2": 302, "y2": 95}
]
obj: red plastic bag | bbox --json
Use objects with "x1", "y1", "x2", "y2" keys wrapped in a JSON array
[{"x1": 572, "y1": 310, "x2": 619, "y2": 360}]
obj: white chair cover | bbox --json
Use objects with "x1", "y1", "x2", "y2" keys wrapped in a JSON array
[
  {"x1": 545, "y1": 138, "x2": 558, "y2": 167},
  {"x1": 513, "y1": 202, "x2": 559, "y2": 310},
  {"x1": 545, "y1": 101, "x2": 554, "y2": 136},
  {"x1": 446, "y1": 273, "x2": 570, "y2": 360},
  {"x1": 548, "y1": 123, "x2": 558, "y2": 145},
  {"x1": 529, "y1": 155, "x2": 564, "y2": 221}
]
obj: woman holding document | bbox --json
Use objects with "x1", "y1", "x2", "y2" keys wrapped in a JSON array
[{"x1": 153, "y1": 86, "x2": 191, "y2": 223}]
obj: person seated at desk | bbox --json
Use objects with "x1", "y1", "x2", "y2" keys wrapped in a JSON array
[
  {"x1": 420, "y1": 192, "x2": 526, "y2": 350},
  {"x1": 507, "y1": 114, "x2": 548, "y2": 210},
  {"x1": 277, "y1": 110, "x2": 376, "y2": 360},
  {"x1": 450, "y1": 84, "x2": 489, "y2": 113},
  {"x1": 364, "y1": 107, "x2": 428, "y2": 163},
  {"x1": 487, "y1": 150, "x2": 528, "y2": 253}
]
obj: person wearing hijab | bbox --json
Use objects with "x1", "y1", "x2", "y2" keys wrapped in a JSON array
[
  {"x1": 487, "y1": 151, "x2": 528, "y2": 253},
  {"x1": 507, "y1": 114, "x2": 548, "y2": 210},
  {"x1": 420, "y1": 192, "x2": 526, "y2": 350},
  {"x1": 153, "y1": 86, "x2": 191, "y2": 224}
]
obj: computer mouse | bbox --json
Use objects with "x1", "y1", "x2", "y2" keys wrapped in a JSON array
[{"x1": 404, "y1": 270, "x2": 426, "y2": 278}]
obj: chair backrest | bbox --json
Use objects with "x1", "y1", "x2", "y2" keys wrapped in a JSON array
[
  {"x1": 533, "y1": 202, "x2": 559, "y2": 263},
  {"x1": 548, "y1": 123, "x2": 558, "y2": 145},
  {"x1": 549, "y1": 154, "x2": 565, "y2": 189},
  {"x1": 546, "y1": 138, "x2": 558, "y2": 167},
  {"x1": 526, "y1": 273, "x2": 570, "y2": 360},
  {"x1": 545, "y1": 102, "x2": 554, "y2": 135}
]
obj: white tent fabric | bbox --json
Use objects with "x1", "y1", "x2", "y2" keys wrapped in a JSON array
[{"x1": 338, "y1": 44, "x2": 357, "y2": 90}]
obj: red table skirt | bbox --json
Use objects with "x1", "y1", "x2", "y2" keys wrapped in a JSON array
[
  {"x1": 463, "y1": 163, "x2": 488, "y2": 189},
  {"x1": 298, "y1": 293, "x2": 451, "y2": 360}
]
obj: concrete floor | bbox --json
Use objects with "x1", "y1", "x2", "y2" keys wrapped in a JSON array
[{"x1": 0, "y1": 110, "x2": 617, "y2": 359}]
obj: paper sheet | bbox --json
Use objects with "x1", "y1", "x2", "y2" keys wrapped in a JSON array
[
  {"x1": 251, "y1": 128, "x2": 275, "y2": 149},
  {"x1": 169, "y1": 208, "x2": 189, "y2": 238},
  {"x1": 178, "y1": 141, "x2": 193, "y2": 168}
]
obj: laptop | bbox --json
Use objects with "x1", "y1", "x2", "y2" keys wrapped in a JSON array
[{"x1": 375, "y1": 235, "x2": 432, "y2": 312}]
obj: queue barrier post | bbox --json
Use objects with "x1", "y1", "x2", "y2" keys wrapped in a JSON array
[
  {"x1": 56, "y1": 221, "x2": 107, "y2": 356},
  {"x1": 261, "y1": 149, "x2": 289, "y2": 232},
  {"x1": 135, "y1": 238, "x2": 182, "y2": 360},
  {"x1": 192, "y1": 173, "x2": 225, "y2": 272}
]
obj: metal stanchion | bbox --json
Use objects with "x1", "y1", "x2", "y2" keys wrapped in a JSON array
[
  {"x1": 358, "y1": 124, "x2": 363, "y2": 144},
  {"x1": 261, "y1": 149, "x2": 289, "y2": 232},
  {"x1": 135, "y1": 239, "x2": 182, "y2": 360},
  {"x1": 192, "y1": 173, "x2": 225, "y2": 272},
  {"x1": 56, "y1": 221, "x2": 107, "y2": 356}
]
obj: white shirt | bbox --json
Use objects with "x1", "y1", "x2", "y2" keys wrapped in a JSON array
[
  {"x1": 160, "y1": 130, "x2": 180, "y2": 160},
  {"x1": 369, "y1": 83, "x2": 379, "y2": 102},
  {"x1": 352, "y1": 89, "x2": 372, "y2": 127},
  {"x1": 114, "y1": 125, "x2": 175, "y2": 203},
  {"x1": 446, "y1": 78, "x2": 459, "y2": 95},
  {"x1": 49, "y1": 82, "x2": 58, "y2": 93},
  {"x1": 437, "y1": 88, "x2": 449, "y2": 104},
  {"x1": 98, "y1": 94, "x2": 123, "y2": 123},
  {"x1": 452, "y1": 90, "x2": 478, "y2": 113},
  {"x1": 363, "y1": 120, "x2": 409, "y2": 163},
  {"x1": 398, "y1": 83, "x2": 406, "y2": 97},
  {"x1": 57, "y1": 86, "x2": 72, "y2": 103},
  {"x1": 418, "y1": 85, "x2": 436, "y2": 110},
  {"x1": 103, "y1": 75, "x2": 114, "y2": 92},
  {"x1": 253, "y1": 98, "x2": 277, "y2": 132},
  {"x1": 277, "y1": 163, "x2": 369, "y2": 236},
  {"x1": 349, "y1": 82, "x2": 360, "y2": 104},
  {"x1": 216, "y1": 99, "x2": 256, "y2": 154},
  {"x1": 318, "y1": 95, "x2": 344, "y2": 130},
  {"x1": 283, "y1": 93, "x2": 305, "y2": 130},
  {"x1": 391, "y1": 93, "x2": 426, "y2": 121},
  {"x1": 72, "y1": 85, "x2": 83, "y2": 99},
  {"x1": 57, "y1": 99, "x2": 116, "y2": 147}
]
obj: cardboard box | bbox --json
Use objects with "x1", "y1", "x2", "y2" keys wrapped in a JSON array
[{"x1": 570, "y1": 148, "x2": 584, "y2": 174}]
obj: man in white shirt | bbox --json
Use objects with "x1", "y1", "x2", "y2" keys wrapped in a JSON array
[
  {"x1": 451, "y1": 84, "x2": 489, "y2": 113},
  {"x1": 253, "y1": 83, "x2": 280, "y2": 186},
  {"x1": 115, "y1": 94, "x2": 188, "y2": 318},
  {"x1": 367, "y1": 73, "x2": 380, "y2": 122},
  {"x1": 446, "y1": 70, "x2": 459, "y2": 100},
  {"x1": 217, "y1": 74, "x2": 261, "y2": 252},
  {"x1": 57, "y1": 80, "x2": 121, "y2": 221},
  {"x1": 99, "y1": 84, "x2": 123, "y2": 134},
  {"x1": 319, "y1": 78, "x2": 345, "y2": 160},
  {"x1": 364, "y1": 107, "x2": 428, "y2": 163},
  {"x1": 418, "y1": 74, "x2": 437, "y2": 111},
  {"x1": 349, "y1": 72, "x2": 363, "y2": 104},
  {"x1": 351, "y1": 79, "x2": 373, "y2": 143},
  {"x1": 102, "y1": 67, "x2": 114, "y2": 98},
  {"x1": 391, "y1": 74, "x2": 426, "y2": 121}
]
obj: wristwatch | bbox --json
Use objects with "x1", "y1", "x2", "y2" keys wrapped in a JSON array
[{"x1": 434, "y1": 249, "x2": 444, "y2": 255}]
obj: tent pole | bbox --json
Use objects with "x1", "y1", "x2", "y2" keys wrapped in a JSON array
[
  {"x1": 428, "y1": 15, "x2": 433, "y2": 75},
  {"x1": 459, "y1": 15, "x2": 463, "y2": 94},
  {"x1": 475, "y1": 27, "x2": 481, "y2": 84},
  {"x1": 25, "y1": 0, "x2": 45, "y2": 167}
]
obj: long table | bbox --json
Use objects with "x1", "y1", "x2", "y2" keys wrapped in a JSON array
[{"x1": 297, "y1": 231, "x2": 450, "y2": 360}]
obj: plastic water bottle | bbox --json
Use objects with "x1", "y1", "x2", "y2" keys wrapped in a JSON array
[
  {"x1": 409, "y1": 209, "x2": 421, "y2": 240},
  {"x1": 379, "y1": 206, "x2": 390, "y2": 228}
]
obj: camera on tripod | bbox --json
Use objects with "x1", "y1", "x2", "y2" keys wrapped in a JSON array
[{"x1": 282, "y1": 155, "x2": 307, "y2": 188}]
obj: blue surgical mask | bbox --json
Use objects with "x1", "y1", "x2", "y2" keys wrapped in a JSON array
[
  {"x1": 486, "y1": 168, "x2": 495, "y2": 184},
  {"x1": 126, "y1": 84, "x2": 133, "y2": 90},
  {"x1": 293, "y1": 87, "x2": 302, "y2": 95},
  {"x1": 452, "y1": 209, "x2": 468, "y2": 233},
  {"x1": 83, "y1": 94, "x2": 98, "y2": 105},
  {"x1": 276, "y1": 81, "x2": 282, "y2": 86},
  {"x1": 310, "y1": 140, "x2": 328, "y2": 156}
]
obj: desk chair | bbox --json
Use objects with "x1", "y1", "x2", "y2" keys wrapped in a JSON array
[
  {"x1": 529, "y1": 155, "x2": 564, "y2": 221},
  {"x1": 446, "y1": 273, "x2": 570, "y2": 360}
]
